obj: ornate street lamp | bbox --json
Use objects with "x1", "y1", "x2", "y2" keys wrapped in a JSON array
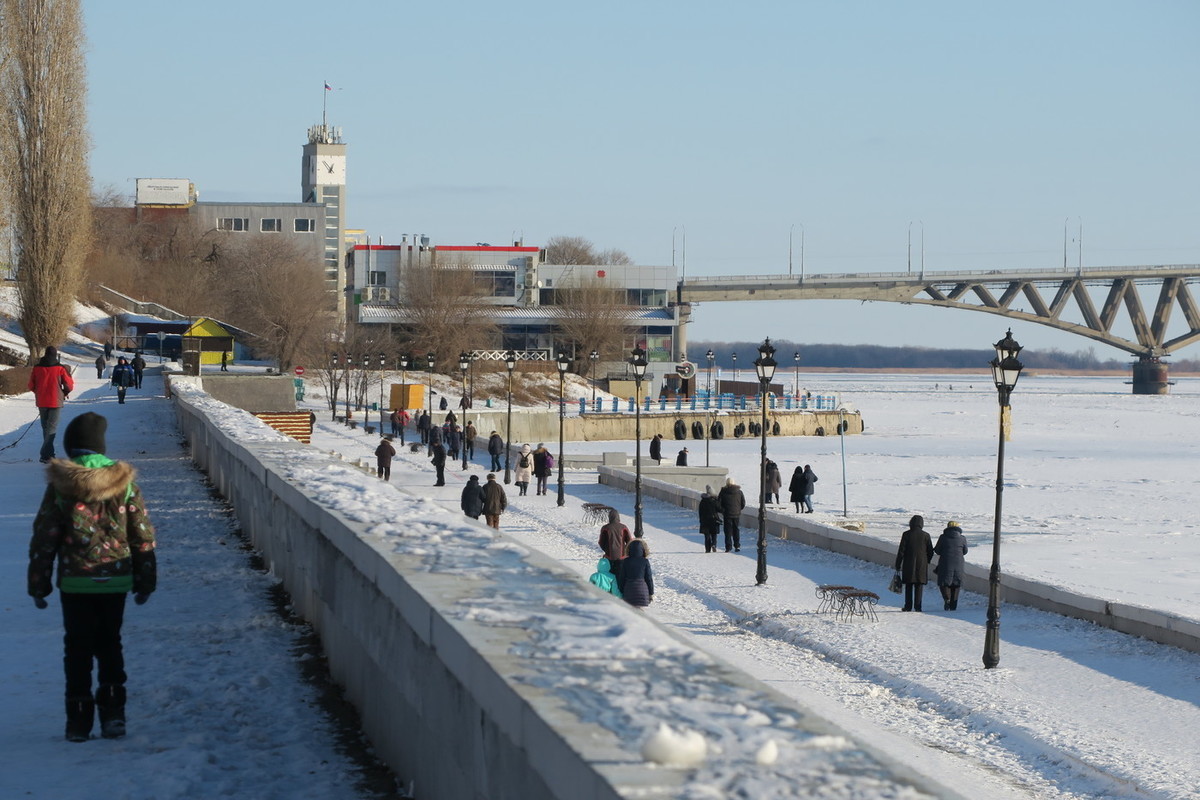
[
  {"x1": 459, "y1": 352, "x2": 471, "y2": 469},
  {"x1": 398, "y1": 354, "x2": 411, "y2": 443},
  {"x1": 342, "y1": 353, "x2": 351, "y2": 423},
  {"x1": 378, "y1": 353, "x2": 387, "y2": 435},
  {"x1": 330, "y1": 352, "x2": 340, "y2": 421},
  {"x1": 983, "y1": 329, "x2": 1024, "y2": 669},
  {"x1": 556, "y1": 350, "x2": 571, "y2": 506},
  {"x1": 589, "y1": 349, "x2": 600, "y2": 407},
  {"x1": 503, "y1": 350, "x2": 517, "y2": 484},
  {"x1": 426, "y1": 353, "x2": 435, "y2": 453},
  {"x1": 630, "y1": 346, "x2": 648, "y2": 537},
  {"x1": 731, "y1": 352, "x2": 738, "y2": 390},
  {"x1": 793, "y1": 351, "x2": 801, "y2": 401},
  {"x1": 705, "y1": 349, "x2": 715, "y2": 397},
  {"x1": 754, "y1": 337, "x2": 777, "y2": 585},
  {"x1": 361, "y1": 354, "x2": 371, "y2": 433}
]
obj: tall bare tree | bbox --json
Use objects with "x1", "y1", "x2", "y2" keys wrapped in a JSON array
[
  {"x1": 544, "y1": 235, "x2": 632, "y2": 266},
  {"x1": 0, "y1": 0, "x2": 92, "y2": 360},
  {"x1": 552, "y1": 271, "x2": 635, "y2": 376},
  {"x1": 399, "y1": 258, "x2": 499, "y2": 365}
]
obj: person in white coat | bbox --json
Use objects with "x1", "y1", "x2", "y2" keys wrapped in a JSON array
[{"x1": 513, "y1": 443, "x2": 533, "y2": 496}]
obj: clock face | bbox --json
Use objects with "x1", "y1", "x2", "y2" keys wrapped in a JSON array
[{"x1": 311, "y1": 154, "x2": 346, "y2": 185}]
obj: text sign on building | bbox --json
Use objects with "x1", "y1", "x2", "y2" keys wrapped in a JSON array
[{"x1": 135, "y1": 178, "x2": 192, "y2": 206}]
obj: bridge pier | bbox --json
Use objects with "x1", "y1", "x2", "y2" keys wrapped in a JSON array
[{"x1": 1131, "y1": 356, "x2": 1172, "y2": 395}]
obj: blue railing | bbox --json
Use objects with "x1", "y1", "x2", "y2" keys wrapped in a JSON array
[{"x1": 576, "y1": 394, "x2": 838, "y2": 414}]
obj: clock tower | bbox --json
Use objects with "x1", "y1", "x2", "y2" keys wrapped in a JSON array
[{"x1": 302, "y1": 123, "x2": 348, "y2": 317}]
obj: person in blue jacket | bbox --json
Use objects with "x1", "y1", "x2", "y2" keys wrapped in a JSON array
[
  {"x1": 934, "y1": 520, "x2": 969, "y2": 610},
  {"x1": 110, "y1": 357, "x2": 135, "y2": 404},
  {"x1": 588, "y1": 558, "x2": 621, "y2": 598}
]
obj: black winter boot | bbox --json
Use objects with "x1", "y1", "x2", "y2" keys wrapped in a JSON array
[
  {"x1": 66, "y1": 696, "x2": 95, "y2": 742},
  {"x1": 96, "y1": 684, "x2": 127, "y2": 739}
]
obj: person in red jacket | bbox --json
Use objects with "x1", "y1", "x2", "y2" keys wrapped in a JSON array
[{"x1": 28, "y1": 346, "x2": 75, "y2": 463}]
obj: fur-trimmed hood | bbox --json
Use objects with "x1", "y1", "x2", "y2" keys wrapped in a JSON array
[{"x1": 46, "y1": 458, "x2": 136, "y2": 503}]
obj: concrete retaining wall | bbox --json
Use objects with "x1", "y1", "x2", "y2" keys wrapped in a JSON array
[
  {"x1": 599, "y1": 467, "x2": 1200, "y2": 655},
  {"x1": 169, "y1": 381, "x2": 959, "y2": 800}
]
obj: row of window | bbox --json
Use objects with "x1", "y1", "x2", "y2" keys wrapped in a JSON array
[{"x1": 218, "y1": 218, "x2": 317, "y2": 233}]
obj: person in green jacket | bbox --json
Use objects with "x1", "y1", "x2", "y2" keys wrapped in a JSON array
[
  {"x1": 588, "y1": 558, "x2": 621, "y2": 598},
  {"x1": 28, "y1": 412, "x2": 157, "y2": 742}
]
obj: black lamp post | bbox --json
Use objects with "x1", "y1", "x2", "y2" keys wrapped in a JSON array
[
  {"x1": 459, "y1": 352, "x2": 470, "y2": 469},
  {"x1": 983, "y1": 329, "x2": 1024, "y2": 670},
  {"x1": 361, "y1": 354, "x2": 371, "y2": 433},
  {"x1": 378, "y1": 353, "x2": 386, "y2": 434},
  {"x1": 589, "y1": 349, "x2": 599, "y2": 406},
  {"x1": 343, "y1": 353, "x2": 351, "y2": 423},
  {"x1": 754, "y1": 338, "x2": 777, "y2": 585},
  {"x1": 731, "y1": 352, "x2": 738, "y2": 390},
  {"x1": 556, "y1": 350, "x2": 570, "y2": 506},
  {"x1": 426, "y1": 353, "x2": 435, "y2": 452},
  {"x1": 705, "y1": 349, "x2": 715, "y2": 396},
  {"x1": 630, "y1": 346, "x2": 648, "y2": 537},
  {"x1": 793, "y1": 351, "x2": 801, "y2": 400},
  {"x1": 398, "y1": 354, "x2": 411, "y2": 442},
  {"x1": 330, "y1": 352, "x2": 339, "y2": 421},
  {"x1": 503, "y1": 350, "x2": 516, "y2": 484}
]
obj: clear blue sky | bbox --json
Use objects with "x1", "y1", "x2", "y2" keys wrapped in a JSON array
[{"x1": 84, "y1": 1, "x2": 1199, "y2": 358}]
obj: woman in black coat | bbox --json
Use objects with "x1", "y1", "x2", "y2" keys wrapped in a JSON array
[
  {"x1": 697, "y1": 485, "x2": 722, "y2": 553},
  {"x1": 460, "y1": 475, "x2": 486, "y2": 519},
  {"x1": 894, "y1": 514, "x2": 934, "y2": 612},
  {"x1": 787, "y1": 466, "x2": 808, "y2": 513},
  {"x1": 649, "y1": 434, "x2": 663, "y2": 464},
  {"x1": 934, "y1": 521, "x2": 969, "y2": 610},
  {"x1": 617, "y1": 539, "x2": 654, "y2": 608}
]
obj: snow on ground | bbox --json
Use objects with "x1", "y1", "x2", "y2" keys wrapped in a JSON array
[{"x1": 4, "y1": 331, "x2": 1198, "y2": 799}]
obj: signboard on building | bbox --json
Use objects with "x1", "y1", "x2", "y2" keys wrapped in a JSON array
[{"x1": 135, "y1": 178, "x2": 194, "y2": 206}]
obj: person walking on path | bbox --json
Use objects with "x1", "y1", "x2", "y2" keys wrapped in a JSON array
[
  {"x1": 598, "y1": 508, "x2": 632, "y2": 576},
  {"x1": 531, "y1": 443, "x2": 552, "y2": 495},
  {"x1": 649, "y1": 433, "x2": 663, "y2": 465},
  {"x1": 460, "y1": 474, "x2": 485, "y2": 519},
  {"x1": 717, "y1": 478, "x2": 746, "y2": 552},
  {"x1": 895, "y1": 514, "x2": 934, "y2": 612},
  {"x1": 427, "y1": 421, "x2": 443, "y2": 457},
  {"x1": 588, "y1": 558, "x2": 621, "y2": 598},
  {"x1": 616, "y1": 539, "x2": 654, "y2": 608},
  {"x1": 487, "y1": 430, "x2": 504, "y2": 472},
  {"x1": 94, "y1": 354, "x2": 106, "y2": 379},
  {"x1": 463, "y1": 421, "x2": 476, "y2": 460},
  {"x1": 29, "y1": 346, "x2": 75, "y2": 464},
  {"x1": 130, "y1": 353, "x2": 146, "y2": 389},
  {"x1": 764, "y1": 459, "x2": 782, "y2": 504},
  {"x1": 430, "y1": 442, "x2": 447, "y2": 486},
  {"x1": 374, "y1": 437, "x2": 396, "y2": 482},
  {"x1": 676, "y1": 447, "x2": 689, "y2": 466},
  {"x1": 220, "y1": 351, "x2": 229, "y2": 372},
  {"x1": 698, "y1": 484, "x2": 723, "y2": 553},
  {"x1": 481, "y1": 473, "x2": 507, "y2": 529},
  {"x1": 390, "y1": 408, "x2": 409, "y2": 441},
  {"x1": 445, "y1": 424, "x2": 460, "y2": 461},
  {"x1": 514, "y1": 443, "x2": 533, "y2": 496},
  {"x1": 934, "y1": 520, "x2": 969, "y2": 611},
  {"x1": 111, "y1": 358, "x2": 135, "y2": 405},
  {"x1": 801, "y1": 464, "x2": 818, "y2": 513},
  {"x1": 417, "y1": 410, "x2": 431, "y2": 444},
  {"x1": 103, "y1": 340, "x2": 113, "y2": 360},
  {"x1": 787, "y1": 466, "x2": 808, "y2": 514},
  {"x1": 28, "y1": 412, "x2": 157, "y2": 742}
]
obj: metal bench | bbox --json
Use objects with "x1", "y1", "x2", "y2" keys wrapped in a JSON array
[
  {"x1": 834, "y1": 589, "x2": 880, "y2": 623},
  {"x1": 815, "y1": 585, "x2": 856, "y2": 614},
  {"x1": 582, "y1": 503, "x2": 615, "y2": 525}
]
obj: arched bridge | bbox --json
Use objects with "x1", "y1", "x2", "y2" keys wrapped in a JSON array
[{"x1": 679, "y1": 264, "x2": 1200, "y2": 392}]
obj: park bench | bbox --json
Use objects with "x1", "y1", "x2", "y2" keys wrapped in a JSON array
[
  {"x1": 815, "y1": 584, "x2": 879, "y2": 622},
  {"x1": 582, "y1": 503, "x2": 615, "y2": 525}
]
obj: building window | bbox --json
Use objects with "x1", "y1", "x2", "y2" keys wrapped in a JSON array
[
  {"x1": 294, "y1": 218, "x2": 315, "y2": 232},
  {"x1": 261, "y1": 218, "x2": 282, "y2": 232},
  {"x1": 368, "y1": 271, "x2": 386, "y2": 286},
  {"x1": 472, "y1": 271, "x2": 517, "y2": 298},
  {"x1": 217, "y1": 218, "x2": 249, "y2": 232}
]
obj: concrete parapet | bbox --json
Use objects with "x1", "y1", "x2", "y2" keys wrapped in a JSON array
[
  {"x1": 167, "y1": 378, "x2": 959, "y2": 800},
  {"x1": 598, "y1": 467, "x2": 1200, "y2": 655}
]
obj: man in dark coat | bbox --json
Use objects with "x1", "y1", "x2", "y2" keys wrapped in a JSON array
[
  {"x1": 463, "y1": 421, "x2": 476, "y2": 459},
  {"x1": 598, "y1": 508, "x2": 631, "y2": 576},
  {"x1": 430, "y1": 442, "x2": 447, "y2": 486},
  {"x1": 445, "y1": 424, "x2": 460, "y2": 461},
  {"x1": 649, "y1": 433, "x2": 663, "y2": 465},
  {"x1": 460, "y1": 475, "x2": 485, "y2": 519},
  {"x1": 933, "y1": 520, "x2": 969, "y2": 610},
  {"x1": 28, "y1": 346, "x2": 75, "y2": 463},
  {"x1": 94, "y1": 354, "x2": 106, "y2": 379},
  {"x1": 130, "y1": 353, "x2": 146, "y2": 389},
  {"x1": 486, "y1": 431, "x2": 504, "y2": 471},
  {"x1": 481, "y1": 473, "x2": 507, "y2": 529},
  {"x1": 417, "y1": 411, "x2": 431, "y2": 444},
  {"x1": 895, "y1": 514, "x2": 934, "y2": 612},
  {"x1": 697, "y1": 485, "x2": 723, "y2": 553},
  {"x1": 374, "y1": 438, "x2": 396, "y2": 481},
  {"x1": 801, "y1": 464, "x2": 817, "y2": 512},
  {"x1": 676, "y1": 448, "x2": 688, "y2": 466},
  {"x1": 717, "y1": 478, "x2": 746, "y2": 552}
]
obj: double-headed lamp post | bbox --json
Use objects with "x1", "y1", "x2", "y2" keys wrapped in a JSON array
[
  {"x1": 459, "y1": 352, "x2": 471, "y2": 470},
  {"x1": 556, "y1": 350, "x2": 570, "y2": 506},
  {"x1": 589, "y1": 349, "x2": 599, "y2": 407},
  {"x1": 983, "y1": 329, "x2": 1024, "y2": 670},
  {"x1": 399, "y1": 354, "x2": 411, "y2": 442},
  {"x1": 503, "y1": 350, "x2": 516, "y2": 484},
  {"x1": 630, "y1": 346, "x2": 648, "y2": 537},
  {"x1": 754, "y1": 338, "x2": 777, "y2": 586}
]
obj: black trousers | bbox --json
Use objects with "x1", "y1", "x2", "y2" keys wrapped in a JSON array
[
  {"x1": 723, "y1": 517, "x2": 741, "y2": 551},
  {"x1": 61, "y1": 593, "x2": 127, "y2": 698},
  {"x1": 903, "y1": 583, "x2": 925, "y2": 611},
  {"x1": 702, "y1": 528, "x2": 718, "y2": 552}
]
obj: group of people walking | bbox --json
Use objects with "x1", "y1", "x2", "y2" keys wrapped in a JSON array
[
  {"x1": 590, "y1": 509, "x2": 654, "y2": 608},
  {"x1": 894, "y1": 515, "x2": 969, "y2": 612}
]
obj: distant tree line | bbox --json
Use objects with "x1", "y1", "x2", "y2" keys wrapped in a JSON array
[{"x1": 690, "y1": 339, "x2": 1200, "y2": 372}]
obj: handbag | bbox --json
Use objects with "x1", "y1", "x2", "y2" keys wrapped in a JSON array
[{"x1": 887, "y1": 572, "x2": 902, "y2": 594}]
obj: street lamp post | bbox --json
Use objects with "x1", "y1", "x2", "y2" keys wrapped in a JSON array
[
  {"x1": 398, "y1": 354, "x2": 411, "y2": 442},
  {"x1": 503, "y1": 350, "x2": 516, "y2": 484},
  {"x1": 837, "y1": 404, "x2": 849, "y2": 517},
  {"x1": 330, "y1": 352, "x2": 339, "y2": 421},
  {"x1": 343, "y1": 352, "x2": 351, "y2": 424},
  {"x1": 426, "y1": 353, "x2": 435, "y2": 452},
  {"x1": 589, "y1": 349, "x2": 599, "y2": 407},
  {"x1": 793, "y1": 352, "x2": 801, "y2": 401},
  {"x1": 983, "y1": 329, "x2": 1024, "y2": 670},
  {"x1": 459, "y1": 352, "x2": 470, "y2": 470},
  {"x1": 754, "y1": 338, "x2": 777, "y2": 586},
  {"x1": 731, "y1": 352, "x2": 738, "y2": 390},
  {"x1": 705, "y1": 349, "x2": 715, "y2": 398},
  {"x1": 630, "y1": 346, "x2": 648, "y2": 537},
  {"x1": 556, "y1": 350, "x2": 570, "y2": 506},
  {"x1": 378, "y1": 353, "x2": 386, "y2": 434},
  {"x1": 361, "y1": 354, "x2": 372, "y2": 434}
]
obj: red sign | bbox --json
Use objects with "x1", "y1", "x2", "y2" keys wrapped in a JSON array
[{"x1": 294, "y1": 366, "x2": 305, "y2": 376}]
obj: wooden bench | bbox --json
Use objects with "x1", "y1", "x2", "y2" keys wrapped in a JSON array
[
  {"x1": 815, "y1": 585, "x2": 879, "y2": 622},
  {"x1": 582, "y1": 503, "x2": 615, "y2": 525}
]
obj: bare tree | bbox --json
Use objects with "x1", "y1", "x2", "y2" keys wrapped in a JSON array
[
  {"x1": 544, "y1": 235, "x2": 632, "y2": 266},
  {"x1": 0, "y1": 0, "x2": 92, "y2": 361},
  {"x1": 552, "y1": 271, "x2": 635, "y2": 377},
  {"x1": 399, "y1": 258, "x2": 499, "y2": 364}
]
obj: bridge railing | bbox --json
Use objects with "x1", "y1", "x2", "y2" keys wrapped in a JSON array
[
  {"x1": 575, "y1": 393, "x2": 840, "y2": 414},
  {"x1": 684, "y1": 263, "x2": 1200, "y2": 285}
]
